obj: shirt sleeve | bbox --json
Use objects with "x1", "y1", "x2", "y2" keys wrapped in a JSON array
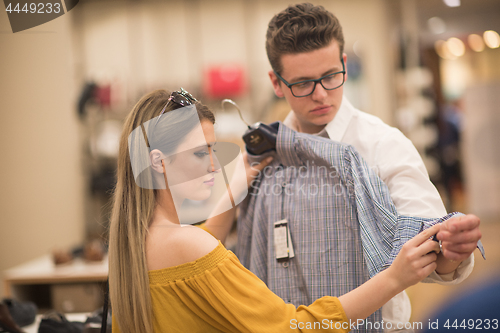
[
  {"x1": 150, "y1": 252, "x2": 350, "y2": 333},
  {"x1": 422, "y1": 254, "x2": 474, "y2": 285},
  {"x1": 375, "y1": 129, "x2": 447, "y2": 218},
  {"x1": 375, "y1": 130, "x2": 474, "y2": 283}
]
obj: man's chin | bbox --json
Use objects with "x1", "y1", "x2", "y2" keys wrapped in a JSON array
[{"x1": 310, "y1": 114, "x2": 334, "y2": 127}]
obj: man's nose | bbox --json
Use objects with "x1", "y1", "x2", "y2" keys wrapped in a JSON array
[{"x1": 311, "y1": 82, "x2": 328, "y2": 101}]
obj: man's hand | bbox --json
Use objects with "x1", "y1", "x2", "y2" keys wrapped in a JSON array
[{"x1": 436, "y1": 214, "x2": 482, "y2": 262}]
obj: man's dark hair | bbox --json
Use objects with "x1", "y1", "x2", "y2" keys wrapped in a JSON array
[{"x1": 266, "y1": 3, "x2": 344, "y2": 73}]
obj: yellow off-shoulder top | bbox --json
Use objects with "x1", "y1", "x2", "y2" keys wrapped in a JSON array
[{"x1": 113, "y1": 241, "x2": 349, "y2": 332}]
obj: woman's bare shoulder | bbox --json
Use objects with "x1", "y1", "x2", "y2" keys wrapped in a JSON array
[{"x1": 147, "y1": 224, "x2": 219, "y2": 270}]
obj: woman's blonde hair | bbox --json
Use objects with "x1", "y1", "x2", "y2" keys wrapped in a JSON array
[{"x1": 108, "y1": 89, "x2": 214, "y2": 333}]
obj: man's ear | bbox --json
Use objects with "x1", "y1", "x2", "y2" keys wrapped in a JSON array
[
  {"x1": 149, "y1": 149, "x2": 164, "y2": 174},
  {"x1": 343, "y1": 53, "x2": 348, "y2": 82},
  {"x1": 268, "y1": 70, "x2": 285, "y2": 98}
]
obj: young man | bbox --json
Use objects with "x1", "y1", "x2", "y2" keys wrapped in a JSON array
[{"x1": 240, "y1": 3, "x2": 482, "y2": 332}]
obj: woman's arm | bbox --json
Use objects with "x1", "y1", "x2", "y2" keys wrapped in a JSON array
[
  {"x1": 202, "y1": 152, "x2": 272, "y2": 242},
  {"x1": 164, "y1": 224, "x2": 439, "y2": 332},
  {"x1": 339, "y1": 224, "x2": 441, "y2": 322}
]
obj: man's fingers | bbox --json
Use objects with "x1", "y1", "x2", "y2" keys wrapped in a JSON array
[
  {"x1": 442, "y1": 214, "x2": 480, "y2": 233},
  {"x1": 437, "y1": 228, "x2": 482, "y2": 243},
  {"x1": 442, "y1": 242, "x2": 477, "y2": 253},
  {"x1": 442, "y1": 241, "x2": 477, "y2": 254},
  {"x1": 440, "y1": 248, "x2": 471, "y2": 262}
]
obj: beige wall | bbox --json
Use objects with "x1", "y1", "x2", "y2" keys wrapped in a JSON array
[
  {"x1": 74, "y1": 0, "x2": 398, "y2": 124},
  {"x1": 0, "y1": 10, "x2": 85, "y2": 297}
]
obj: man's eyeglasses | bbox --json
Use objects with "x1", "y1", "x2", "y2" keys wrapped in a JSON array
[
  {"x1": 154, "y1": 88, "x2": 198, "y2": 129},
  {"x1": 274, "y1": 58, "x2": 346, "y2": 98}
]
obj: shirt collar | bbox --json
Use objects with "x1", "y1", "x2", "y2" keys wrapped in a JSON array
[{"x1": 282, "y1": 95, "x2": 356, "y2": 141}]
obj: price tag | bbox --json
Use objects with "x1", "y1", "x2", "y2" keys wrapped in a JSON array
[{"x1": 273, "y1": 219, "x2": 295, "y2": 260}]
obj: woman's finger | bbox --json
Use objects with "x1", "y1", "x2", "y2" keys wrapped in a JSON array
[
  {"x1": 415, "y1": 238, "x2": 441, "y2": 256},
  {"x1": 245, "y1": 152, "x2": 273, "y2": 172},
  {"x1": 406, "y1": 224, "x2": 441, "y2": 247},
  {"x1": 254, "y1": 156, "x2": 274, "y2": 171},
  {"x1": 416, "y1": 251, "x2": 438, "y2": 268}
]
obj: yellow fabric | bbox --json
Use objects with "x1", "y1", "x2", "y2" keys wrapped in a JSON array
[
  {"x1": 196, "y1": 222, "x2": 215, "y2": 238},
  {"x1": 113, "y1": 242, "x2": 349, "y2": 333}
]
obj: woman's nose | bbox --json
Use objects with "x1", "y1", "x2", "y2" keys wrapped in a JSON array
[{"x1": 209, "y1": 148, "x2": 222, "y2": 173}]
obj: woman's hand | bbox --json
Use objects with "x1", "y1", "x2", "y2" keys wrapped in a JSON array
[
  {"x1": 203, "y1": 151, "x2": 273, "y2": 242},
  {"x1": 242, "y1": 151, "x2": 273, "y2": 187},
  {"x1": 338, "y1": 223, "x2": 441, "y2": 322},
  {"x1": 386, "y1": 224, "x2": 441, "y2": 291}
]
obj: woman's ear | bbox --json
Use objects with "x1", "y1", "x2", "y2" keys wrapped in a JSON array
[{"x1": 149, "y1": 149, "x2": 164, "y2": 174}]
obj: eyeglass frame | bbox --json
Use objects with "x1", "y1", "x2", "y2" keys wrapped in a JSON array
[
  {"x1": 153, "y1": 87, "x2": 198, "y2": 130},
  {"x1": 273, "y1": 58, "x2": 346, "y2": 98}
]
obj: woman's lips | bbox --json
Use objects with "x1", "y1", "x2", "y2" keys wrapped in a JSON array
[
  {"x1": 310, "y1": 105, "x2": 331, "y2": 115},
  {"x1": 204, "y1": 178, "x2": 215, "y2": 186}
]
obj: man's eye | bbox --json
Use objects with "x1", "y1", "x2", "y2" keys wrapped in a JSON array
[
  {"x1": 296, "y1": 81, "x2": 313, "y2": 89},
  {"x1": 323, "y1": 74, "x2": 336, "y2": 82}
]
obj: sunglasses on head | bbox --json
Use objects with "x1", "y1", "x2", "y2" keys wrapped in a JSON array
[
  {"x1": 154, "y1": 88, "x2": 198, "y2": 129},
  {"x1": 166, "y1": 87, "x2": 198, "y2": 108}
]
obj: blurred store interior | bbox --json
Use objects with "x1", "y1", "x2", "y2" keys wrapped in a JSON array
[{"x1": 1, "y1": 0, "x2": 499, "y2": 324}]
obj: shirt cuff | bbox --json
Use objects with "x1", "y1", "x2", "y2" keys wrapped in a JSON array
[{"x1": 422, "y1": 253, "x2": 474, "y2": 285}]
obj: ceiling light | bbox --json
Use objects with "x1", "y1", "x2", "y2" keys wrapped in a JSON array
[
  {"x1": 427, "y1": 17, "x2": 446, "y2": 34},
  {"x1": 484, "y1": 30, "x2": 500, "y2": 49},
  {"x1": 447, "y1": 37, "x2": 465, "y2": 57},
  {"x1": 446, "y1": 37, "x2": 465, "y2": 57},
  {"x1": 435, "y1": 40, "x2": 457, "y2": 60},
  {"x1": 468, "y1": 34, "x2": 485, "y2": 52},
  {"x1": 443, "y1": 0, "x2": 460, "y2": 7}
]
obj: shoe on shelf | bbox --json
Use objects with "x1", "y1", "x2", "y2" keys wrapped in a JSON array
[
  {"x1": 82, "y1": 307, "x2": 111, "y2": 333},
  {"x1": 52, "y1": 249, "x2": 73, "y2": 265},
  {"x1": 53, "y1": 239, "x2": 106, "y2": 265},
  {"x1": 83, "y1": 240, "x2": 105, "y2": 262},
  {"x1": 38, "y1": 312, "x2": 84, "y2": 333},
  {"x1": 2, "y1": 298, "x2": 37, "y2": 327},
  {"x1": 0, "y1": 302, "x2": 23, "y2": 333}
]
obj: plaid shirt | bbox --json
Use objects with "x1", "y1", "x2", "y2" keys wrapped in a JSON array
[{"x1": 237, "y1": 123, "x2": 482, "y2": 333}]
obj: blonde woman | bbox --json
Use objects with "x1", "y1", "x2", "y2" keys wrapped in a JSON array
[{"x1": 109, "y1": 89, "x2": 441, "y2": 333}]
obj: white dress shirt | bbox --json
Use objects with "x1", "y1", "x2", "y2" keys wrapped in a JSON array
[{"x1": 283, "y1": 96, "x2": 474, "y2": 332}]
